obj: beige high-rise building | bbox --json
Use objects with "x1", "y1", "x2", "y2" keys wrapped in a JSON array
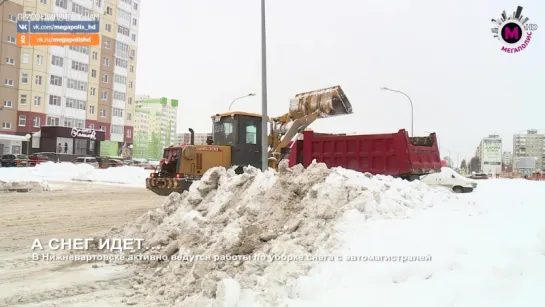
[
  {"x1": 0, "y1": 0, "x2": 140, "y2": 157},
  {"x1": 513, "y1": 129, "x2": 545, "y2": 171}
]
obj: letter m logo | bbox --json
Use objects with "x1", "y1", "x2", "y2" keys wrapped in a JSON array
[{"x1": 504, "y1": 27, "x2": 519, "y2": 40}]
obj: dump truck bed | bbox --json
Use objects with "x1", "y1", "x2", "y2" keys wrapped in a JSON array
[{"x1": 288, "y1": 129, "x2": 441, "y2": 180}]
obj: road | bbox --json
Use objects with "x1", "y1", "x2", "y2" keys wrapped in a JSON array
[{"x1": 0, "y1": 182, "x2": 164, "y2": 306}]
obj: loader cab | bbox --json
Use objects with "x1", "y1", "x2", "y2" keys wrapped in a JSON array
[{"x1": 211, "y1": 112, "x2": 262, "y2": 170}]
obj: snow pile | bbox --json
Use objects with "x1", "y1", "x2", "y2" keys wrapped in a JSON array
[
  {"x1": 103, "y1": 161, "x2": 455, "y2": 306},
  {"x1": 0, "y1": 162, "x2": 151, "y2": 187}
]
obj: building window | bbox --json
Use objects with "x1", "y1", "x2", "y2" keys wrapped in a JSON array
[
  {"x1": 115, "y1": 57, "x2": 127, "y2": 68},
  {"x1": 133, "y1": 2, "x2": 137, "y2": 10},
  {"x1": 111, "y1": 125, "x2": 123, "y2": 134},
  {"x1": 101, "y1": 91, "x2": 107, "y2": 100},
  {"x1": 99, "y1": 126, "x2": 105, "y2": 131},
  {"x1": 89, "y1": 105, "x2": 95, "y2": 114},
  {"x1": 19, "y1": 116, "x2": 26, "y2": 126},
  {"x1": 8, "y1": 15, "x2": 17, "y2": 22},
  {"x1": 127, "y1": 113, "x2": 132, "y2": 120},
  {"x1": 92, "y1": 51, "x2": 98, "y2": 60},
  {"x1": 106, "y1": 6, "x2": 112, "y2": 15},
  {"x1": 71, "y1": 60, "x2": 88, "y2": 72},
  {"x1": 117, "y1": 26, "x2": 131, "y2": 36},
  {"x1": 22, "y1": 53, "x2": 29, "y2": 63},
  {"x1": 65, "y1": 98, "x2": 86, "y2": 110},
  {"x1": 55, "y1": 0, "x2": 67, "y2": 9},
  {"x1": 118, "y1": 9, "x2": 130, "y2": 21},
  {"x1": 40, "y1": 0, "x2": 47, "y2": 4},
  {"x1": 4, "y1": 79, "x2": 14, "y2": 86},
  {"x1": 66, "y1": 79, "x2": 87, "y2": 91},
  {"x1": 128, "y1": 81, "x2": 133, "y2": 88},
  {"x1": 35, "y1": 75, "x2": 42, "y2": 85},
  {"x1": 50, "y1": 75, "x2": 63, "y2": 86},
  {"x1": 100, "y1": 108, "x2": 106, "y2": 117},
  {"x1": 105, "y1": 23, "x2": 111, "y2": 31},
  {"x1": 91, "y1": 69, "x2": 97, "y2": 78},
  {"x1": 5, "y1": 57, "x2": 15, "y2": 65},
  {"x1": 130, "y1": 65, "x2": 134, "y2": 72},
  {"x1": 46, "y1": 116, "x2": 60, "y2": 126},
  {"x1": 34, "y1": 96, "x2": 42, "y2": 106},
  {"x1": 2, "y1": 122, "x2": 11, "y2": 129},
  {"x1": 20, "y1": 95, "x2": 27, "y2": 105},
  {"x1": 69, "y1": 45, "x2": 89, "y2": 54},
  {"x1": 49, "y1": 95, "x2": 61, "y2": 106},
  {"x1": 89, "y1": 123, "x2": 95, "y2": 129},
  {"x1": 126, "y1": 129, "x2": 132, "y2": 138},
  {"x1": 90, "y1": 87, "x2": 96, "y2": 96},
  {"x1": 33, "y1": 117, "x2": 40, "y2": 127},
  {"x1": 102, "y1": 57, "x2": 109, "y2": 65},
  {"x1": 36, "y1": 55, "x2": 43, "y2": 65},
  {"x1": 102, "y1": 74, "x2": 108, "y2": 83},
  {"x1": 7, "y1": 36, "x2": 16, "y2": 43},
  {"x1": 132, "y1": 18, "x2": 137, "y2": 26},
  {"x1": 113, "y1": 108, "x2": 123, "y2": 117},
  {"x1": 104, "y1": 39, "x2": 110, "y2": 48},
  {"x1": 21, "y1": 73, "x2": 28, "y2": 84},
  {"x1": 114, "y1": 91, "x2": 126, "y2": 101},
  {"x1": 51, "y1": 55, "x2": 63, "y2": 66},
  {"x1": 95, "y1": 0, "x2": 101, "y2": 6},
  {"x1": 131, "y1": 34, "x2": 136, "y2": 41},
  {"x1": 3, "y1": 100, "x2": 12, "y2": 108},
  {"x1": 128, "y1": 97, "x2": 133, "y2": 104},
  {"x1": 114, "y1": 74, "x2": 127, "y2": 84}
]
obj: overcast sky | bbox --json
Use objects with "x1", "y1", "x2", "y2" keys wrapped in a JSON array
[{"x1": 135, "y1": 0, "x2": 544, "y2": 161}]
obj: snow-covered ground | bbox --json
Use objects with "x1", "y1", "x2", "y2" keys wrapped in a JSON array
[
  {"x1": 0, "y1": 162, "x2": 151, "y2": 187},
  {"x1": 99, "y1": 163, "x2": 545, "y2": 306},
  {"x1": 2, "y1": 161, "x2": 543, "y2": 306}
]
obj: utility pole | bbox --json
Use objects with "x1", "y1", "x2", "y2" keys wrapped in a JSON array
[{"x1": 260, "y1": 0, "x2": 268, "y2": 171}]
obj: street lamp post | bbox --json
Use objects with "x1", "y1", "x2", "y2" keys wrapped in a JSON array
[
  {"x1": 228, "y1": 93, "x2": 256, "y2": 111},
  {"x1": 380, "y1": 87, "x2": 414, "y2": 137},
  {"x1": 260, "y1": 0, "x2": 268, "y2": 171}
]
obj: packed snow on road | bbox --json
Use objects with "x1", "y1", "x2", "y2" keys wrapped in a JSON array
[{"x1": 0, "y1": 161, "x2": 543, "y2": 306}]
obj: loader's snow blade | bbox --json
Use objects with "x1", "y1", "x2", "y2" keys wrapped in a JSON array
[{"x1": 289, "y1": 85, "x2": 353, "y2": 118}]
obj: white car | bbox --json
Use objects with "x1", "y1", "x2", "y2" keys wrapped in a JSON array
[{"x1": 420, "y1": 167, "x2": 477, "y2": 193}]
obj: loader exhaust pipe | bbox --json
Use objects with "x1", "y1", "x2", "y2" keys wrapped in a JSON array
[{"x1": 189, "y1": 128, "x2": 194, "y2": 145}]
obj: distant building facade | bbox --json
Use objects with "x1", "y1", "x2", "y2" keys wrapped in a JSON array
[
  {"x1": 513, "y1": 129, "x2": 545, "y2": 171},
  {"x1": 133, "y1": 96, "x2": 178, "y2": 159},
  {"x1": 175, "y1": 132, "x2": 212, "y2": 145}
]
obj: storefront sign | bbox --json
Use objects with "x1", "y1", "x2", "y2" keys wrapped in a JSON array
[{"x1": 71, "y1": 127, "x2": 96, "y2": 140}]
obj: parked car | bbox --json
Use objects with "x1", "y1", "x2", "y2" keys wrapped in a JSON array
[
  {"x1": 72, "y1": 157, "x2": 99, "y2": 168},
  {"x1": 31, "y1": 152, "x2": 60, "y2": 163},
  {"x1": 420, "y1": 167, "x2": 477, "y2": 193},
  {"x1": 108, "y1": 158, "x2": 124, "y2": 167},
  {"x1": 468, "y1": 173, "x2": 489, "y2": 180},
  {"x1": 1, "y1": 154, "x2": 30, "y2": 167},
  {"x1": 28, "y1": 154, "x2": 52, "y2": 166},
  {"x1": 124, "y1": 159, "x2": 155, "y2": 170}
]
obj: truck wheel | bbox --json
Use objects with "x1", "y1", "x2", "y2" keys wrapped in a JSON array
[{"x1": 453, "y1": 186, "x2": 464, "y2": 193}]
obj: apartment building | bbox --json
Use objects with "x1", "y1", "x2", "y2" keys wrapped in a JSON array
[
  {"x1": 133, "y1": 96, "x2": 178, "y2": 159},
  {"x1": 502, "y1": 151, "x2": 512, "y2": 166},
  {"x1": 513, "y1": 129, "x2": 545, "y2": 171},
  {"x1": 0, "y1": 0, "x2": 140, "y2": 158},
  {"x1": 176, "y1": 132, "x2": 212, "y2": 145}
]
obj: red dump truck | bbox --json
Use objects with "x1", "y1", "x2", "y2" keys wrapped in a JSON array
[{"x1": 287, "y1": 129, "x2": 442, "y2": 181}]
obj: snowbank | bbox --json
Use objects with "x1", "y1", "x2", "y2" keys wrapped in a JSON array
[
  {"x1": 0, "y1": 162, "x2": 151, "y2": 187},
  {"x1": 100, "y1": 161, "x2": 457, "y2": 306}
]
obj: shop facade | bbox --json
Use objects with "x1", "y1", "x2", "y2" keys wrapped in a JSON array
[{"x1": 31, "y1": 126, "x2": 105, "y2": 161}]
